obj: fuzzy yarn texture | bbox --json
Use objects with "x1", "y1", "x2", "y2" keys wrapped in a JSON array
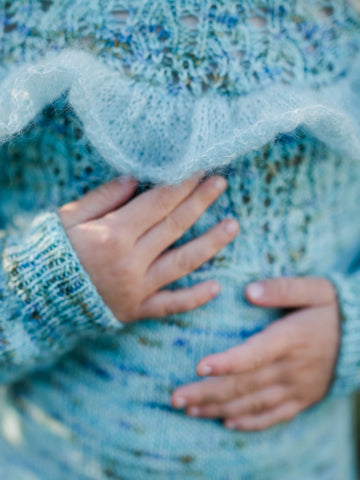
[{"x1": 1, "y1": 1, "x2": 360, "y2": 479}]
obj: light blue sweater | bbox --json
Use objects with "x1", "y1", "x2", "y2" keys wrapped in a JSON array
[{"x1": 1, "y1": 1, "x2": 360, "y2": 479}]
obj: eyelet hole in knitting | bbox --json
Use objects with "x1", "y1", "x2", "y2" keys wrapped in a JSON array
[
  {"x1": 236, "y1": 50, "x2": 244, "y2": 60},
  {"x1": 40, "y1": 0, "x2": 53, "y2": 12},
  {"x1": 155, "y1": 25, "x2": 170, "y2": 42},
  {"x1": 181, "y1": 15, "x2": 199, "y2": 27},
  {"x1": 112, "y1": 10, "x2": 129, "y2": 23},
  {"x1": 317, "y1": 6, "x2": 334, "y2": 19},
  {"x1": 79, "y1": 34, "x2": 95, "y2": 48},
  {"x1": 249, "y1": 16, "x2": 267, "y2": 28},
  {"x1": 4, "y1": 24, "x2": 16, "y2": 33}
]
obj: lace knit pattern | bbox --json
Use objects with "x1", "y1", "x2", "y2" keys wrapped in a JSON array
[
  {"x1": 1, "y1": 1, "x2": 360, "y2": 479},
  {"x1": 1, "y1": 0, "x2": 360, "y2": 95},
  {"x1": 1, "y1": 2, "x2": 360, "y2": 185}
]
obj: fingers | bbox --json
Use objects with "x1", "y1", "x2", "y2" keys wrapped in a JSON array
[
  {"x1": 224, "y1": 401, "x2": 300, "y2": 431},
  {"x1": 146, "y1": 219, "x2": 239, "y2": 291},
  {"x1": 172, "y1": 365, "x2": 279, "y2": 408},
  {"x1": 59, "y1": 177, "x2": 138, "y2": 228},
  {"x1": 245, "y1": 277, "x2": 336, "y2": 308},
  {"x1": 136, "y1": 281, "x2": 221, "y2": 319},
  {"x1": 186, "y1": 386, "x2": 289, "y2": 420},
  {"x1": 196, "y1": 320, "x2": 291, "y2": 376},
  {"x1": 136, "y1": 176, "x2": 228, "y2": 263},
  {"x1": 108, "y1": 173, "x2": 203, "y2": 239}
]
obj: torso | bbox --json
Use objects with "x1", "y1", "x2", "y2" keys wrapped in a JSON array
[{"x1": 1, "y1": 1, "x2": 360, "y2": 479}]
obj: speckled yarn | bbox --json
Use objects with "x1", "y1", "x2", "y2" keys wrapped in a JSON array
[{"x1": 1, "y1": 1, "x2": 360, "y2": 479}]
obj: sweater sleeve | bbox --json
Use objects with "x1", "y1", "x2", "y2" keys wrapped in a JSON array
[
  {"x1": 0, "y1": 208, "x2": 123, "y2": 385},
  {"x1": 326, "y1": 269, "x2": 360, "y2": 397}
]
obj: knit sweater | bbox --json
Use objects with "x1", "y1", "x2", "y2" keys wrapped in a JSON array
[{"x1": 1, "y1": 1, "x2": 360, "y2": 479}]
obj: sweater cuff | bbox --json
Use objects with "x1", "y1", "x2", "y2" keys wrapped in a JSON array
[
  {"x1": 325, "y1": 271, "x2": 360, "y2": 397},
  {"x1": 3, "y1": 210, "x2": 122, "y2": 344}
]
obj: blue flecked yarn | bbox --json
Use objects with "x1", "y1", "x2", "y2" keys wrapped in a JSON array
[{"x1": 0, "y1": 1, "x2": 360, "y2": 479}]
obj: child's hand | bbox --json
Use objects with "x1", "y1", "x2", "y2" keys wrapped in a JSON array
[
  {"x1": 172, "y1": 277, "x2": 340, "y2": 431},
  {"x1": 58, "y1": 175, "x2": 239, "y2": 324}
]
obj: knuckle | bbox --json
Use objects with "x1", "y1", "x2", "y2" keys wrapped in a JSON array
[
  {"x1": 172, "y1": 292, "x2": 203, "y2": 314},
  {"x1": 161, "y1": 302, "x2": 178, "y2": 317},
  {"x1": 173, "y1": 250, "x2": 193, "y2": 273},
  {"x1": 117, "y1": 234, "x2": 133, "y2": 253},
  {"x1": 119, "y1": 256, "x2": 142, "y2": 279},
  {"x1": 156, "y1": 190, "x2": 174, "y2": 215},
  {"x1": 276, "y1": 278, "x2": 292, "y2": 302},
  {"x1": 234, "y1": 380, "x2": 243, "y2": 397},
  {"x1": 248, "y1": 343, "x2": 264, "y2": 371},
  {"x1": 112, "y1": 232, "x2": 133, "y2": 254},
  {"x1": 96, "y1": 182, "x2": 115, "y2": 204},
  {"x1": 210, "y1": 230, "x2": 226, "y2": 251},
  {"x1": 212, "y1": 221, "x2": 237, "y2": 249},
  {"x1": 154, "y1": 295, "x2": 184, "y2": 317},
  {"x1": 112, "y1": 228, "x2": 134, "y2": 255},
  {"x1": 98, "y1": 225, "x2": 118, "y2": 249},
  {"x1": 191, "y1": 389, "x2": 203, "y2": 403},
  {"x1": 245, "y1": 377, "x2": 257, "y2": 394},
  {"x1": 188, "y1": 196, "x2": 206, "y2": 220},
  {"x1": 95, "y1": 220, "x2": 120, "y2": 246},
  {"x1": 252, "y1": 398, "x2": 265, "y2": 414},
  {"x1": 200, "y1": 235, "x2": 223, "y2": 262},
  {"x1": 281, "y1": 365, "x2": 294, "y2": 385},
  {"x1": 164, "y1": 213, "x2": 187, "y2": 236},
  {"x1": 216, "y1": 404, "x2": 226, "y2": 417},
  {"x1": 223, "y1": 356, "x2": 235, "y2": 375}
]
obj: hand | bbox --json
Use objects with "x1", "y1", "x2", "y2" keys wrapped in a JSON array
[
  {"x1": 58, "y1": 175, "x2": 239, "y2": 324},
  {"x1": 172, "y1": 277, "x2": 340, "y2": 431}
]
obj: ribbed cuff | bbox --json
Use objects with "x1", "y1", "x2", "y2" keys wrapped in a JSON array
[
  {"x1": 325, "y1": 271, "x2": 360, "y2": 397},
  {"x1": 3, "y1": 210, "x2": 122, "y2": 346}
]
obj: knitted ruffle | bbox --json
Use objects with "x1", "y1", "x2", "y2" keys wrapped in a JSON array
[{"x1": 1, "y1": 49, "x2": 360, "y2": 184}]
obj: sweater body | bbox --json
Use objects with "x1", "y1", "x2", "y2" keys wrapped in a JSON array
[{"x1": 1, "y1": 2, "x2": 360, "y2": 479}]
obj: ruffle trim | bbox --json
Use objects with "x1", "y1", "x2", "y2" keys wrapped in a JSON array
[{"x1": 1, "y1": 49, "x2": 360, "y2": 184}]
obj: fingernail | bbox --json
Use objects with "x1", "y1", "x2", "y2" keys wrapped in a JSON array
[
  {"x1": 225, "y1": 220, "x2": 239, "y2": 235},
  {"x1": 210, "y1": 283, "x2": 221, "y2": 296},
  {"x1": 197, "y1": 364, "x2": 212, "y2": 376},
  {"x1": 173, "y1": 396, "x2": 187, "y2": 408},
  {"x1": 213, "y1": 176, "x2": 227, "y2": 191},
  {"x1": 246, "y1": 282, "x2": 265, "y2": 300},
  {"x1": 188, "y1": 407, "x2": 200, "y2": 417}
]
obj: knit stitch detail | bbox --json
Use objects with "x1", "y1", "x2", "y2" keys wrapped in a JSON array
[
  {"x1": 326, "y1": 271, "x2": 360, "y2": 397},
  {"x1": 1, "y1": 0, "x2": 360, "y2": 95},
  {"x1": 0, "y1": 2, "x2": 359, "y2": 478},
  {"x1": 0, "y1": 209, "x2": 122, "y2": 384},
  {"x1": 1, "y1": 0, "x2": 360, "y2": 184}
]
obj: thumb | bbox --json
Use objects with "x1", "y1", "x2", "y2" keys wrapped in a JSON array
[{"x1": 58, "y1": 176, "x2": 137, "y2": 228}]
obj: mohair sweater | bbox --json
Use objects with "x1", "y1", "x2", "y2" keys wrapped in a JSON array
[{"x1": 1, "y1": 1, "x2": 360, "y2": 479}]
